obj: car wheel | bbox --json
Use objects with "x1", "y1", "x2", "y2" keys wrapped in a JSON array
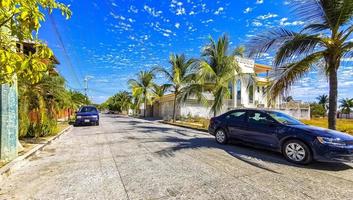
[
  {"x1": 215, "y1": 129, "x2": 228, "y2": 144},
  {"x1": 283, "y1": 140, "x2": 312, "y2": 165},
  {"x1": 96, "y1": 122, "x2": 99, "y2": 126}
]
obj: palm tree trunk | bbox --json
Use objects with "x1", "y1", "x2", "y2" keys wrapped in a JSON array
[
  {"x1": 144, "y1": 97, "x2": 147, "y2": 118},
  {"x1": 172, "y1": 94, "x2": 177, "y2": 122},
  {"x1": 328, "y1": 66, "x2": 338, "y2": 130}
]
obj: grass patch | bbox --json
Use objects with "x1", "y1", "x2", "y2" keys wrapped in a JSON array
[
  {"x1": 301, "y1": 118, "x2": 353, "y2": 135},
  {"x1": 19, "y1": 122, "x2": 70, "y2": 156}
]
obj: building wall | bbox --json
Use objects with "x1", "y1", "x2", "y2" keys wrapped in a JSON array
[
  {"x1": 180, "y1": 101, "x2": 213, "y2": 119},
  {"x1": 338, "y1": 112, "x2": 353, "y2": 119},
  {"x1": 276, "y1": 108, "x2": 311, "y2": 120}
]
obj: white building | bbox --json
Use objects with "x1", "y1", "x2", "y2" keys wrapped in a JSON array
[{"x1": 145, "y1": 57, "x2": 310, "y2": 120}]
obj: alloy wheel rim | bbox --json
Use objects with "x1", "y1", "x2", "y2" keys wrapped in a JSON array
[
  {"x1": 216, "y1": 130, "x2": 225, "y2": 143},
  {"x1": 285, "y1": 143, "x2": 306, "y2": 162}
]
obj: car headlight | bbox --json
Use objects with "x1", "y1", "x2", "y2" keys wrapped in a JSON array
[
  {"x1": 317, "y1": 137, "x2": 346, "y2": 146},
  {"x1": 77, "y1": 116, "x2": 82, "y2": 119},
  {"x1": 92, "y1": 115, "x2": 98, "y2": 118}
]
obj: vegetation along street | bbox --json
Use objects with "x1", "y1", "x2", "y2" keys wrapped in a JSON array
[{"x1": 1, "y1": 0, "x2": 353, "y2": 199}]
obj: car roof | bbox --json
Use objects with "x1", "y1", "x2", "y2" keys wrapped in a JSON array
[
  {"x1": 228, "y1": 108, "x2": 267, "y2": 112},
  {"x1": 80, "y1": 105, "x2": 97, "y2": 108}
]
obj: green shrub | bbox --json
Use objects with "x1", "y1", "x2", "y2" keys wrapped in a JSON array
[{"x1": 310, "y1": 103, "x2": 326, "y2": 118}]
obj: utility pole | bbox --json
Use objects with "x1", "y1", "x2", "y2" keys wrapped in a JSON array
[{"x1": 84, "y1": 76, "x2": 93, "y2": 103}]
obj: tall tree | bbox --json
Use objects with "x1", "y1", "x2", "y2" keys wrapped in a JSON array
[
  {"x1": 316, "y1": 94, "x2": 329, "y2": 108},
  {"x1": 197, "y1": 34, "x2": 240, "y2": 117},
  {"x1": 151, "y1": 84, "x2": 171, "y2": 100},
  {"x1": 339, "y1": 98, "x2": 353, "y2": 117},
  {"x1": 249, "y1": 0, "x2": 353, "y2": 130},
  {"x1": 128, "y1": 70, "x2": 155, "y2": 118},
  {"x1": 153, "y1": 54, "x2": 196, "y2": 122},
  {"x1": 0, "y1": 0, "x2": 71, "y2": 84}
]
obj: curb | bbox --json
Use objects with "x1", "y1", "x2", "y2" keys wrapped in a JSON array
[
  {"x1": 127, "y1": 115, "x2": 209, "y2": 133},
  {"x1": 0, "y1": 125, "x2": 73, "y2": 181},
  {"x1": 159, "y1": 121, "x2": 208, "y2": 133}
]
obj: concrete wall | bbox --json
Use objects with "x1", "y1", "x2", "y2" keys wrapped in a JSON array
[
  {"x1": 275, "y1": 108, "x2": 311, "y2": 120},
  {"x1": 338, "y1": 113, "x2": 353, "y2": 119},
  {"x1": 0, "y1": 81, "x2": 19, "y2": 161}
]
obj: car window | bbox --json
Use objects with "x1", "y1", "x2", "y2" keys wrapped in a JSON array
[
  {"x1": 265, "y1": 111, "x2": 303, "y2": 125},
  {"x1": 225, "y1": 111, "x2": 246, "y2": 122},
  {"x1": 79, "y1": 107, "x2": 98, "y2": 113},
  {"x1": 247, "y1": 111, "x2": 274, "y2": 125}
]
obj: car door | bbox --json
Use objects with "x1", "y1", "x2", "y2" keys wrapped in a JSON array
[
  {"x1": 243, "y1": 111, "x2": 279, "y2": 149},
  {"x1": 224, "y1": 111, "x2": 247, "y2": 139}
]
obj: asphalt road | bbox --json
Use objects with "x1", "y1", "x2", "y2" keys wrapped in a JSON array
[{"x1": 1, "y1": 115, "x2": 353, "y2": 200}]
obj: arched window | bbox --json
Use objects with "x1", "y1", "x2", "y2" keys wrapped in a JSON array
[
  {"x1": 249, "y1": 83, "x2": 254, "y2": 104},
  {"x1": 236, "y1": 79, "x2": 241, "y2": 101}
]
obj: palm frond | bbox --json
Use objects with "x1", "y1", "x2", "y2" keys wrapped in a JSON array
[
  {"x1": 233, "y1": 46, "x2": 246, "y2": 57},
  {"x1": 270, "y1": 51, "x2": 324, "y2": 99},
  {"x1": 248, "y1": 28, "x2": 296, "y2": 57},
  {"x1": 342, "y1": 41, "x2": 353, "y2": 57},
  {"x1": 274, "y1": 34, "x2": 326, "y2": 66},
  {"x1": 302, "y1": 23, "x2": 330, "y2": 33}
]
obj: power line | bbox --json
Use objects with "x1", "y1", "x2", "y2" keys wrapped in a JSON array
[{"x1": 48, "y1": 12, "x2": 84, "y2": 89}]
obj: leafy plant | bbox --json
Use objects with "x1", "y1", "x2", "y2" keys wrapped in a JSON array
[
  {"x1": 128, "y1": 70, "x2": 155, "y2": 117},
  {"x1": 153, "y1": 54, "x2": 196, "y2": 122},
  {"x1": 249, "y1": 0, "x2": 353, "y2": 130},
  {"x1": 196, "y1": 34, "x2": 240, "y2": 116},
  {"x1": 0, "y1": 0, "x2": 71, "y2": 84}
]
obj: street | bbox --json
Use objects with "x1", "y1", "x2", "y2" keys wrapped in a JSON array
[{"x1": 1, "y1": 115, "x2": 353, "y2": 200}]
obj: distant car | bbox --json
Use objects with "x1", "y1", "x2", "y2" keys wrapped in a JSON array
[
  {"x1": 208, "y1": 109, "x2": 353, "y2": 164},
  {"x1": 75, "y1": 106, "x2": 100, "y2": 126}
]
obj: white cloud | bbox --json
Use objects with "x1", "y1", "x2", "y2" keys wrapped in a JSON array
[
  {"x1": 175, "y1": 23, "x2": 180, "y2": 29},
  {"x1": 144, "y1": 5, "x2": 162, "y2": 17},
  {"x1": 128, "y1": 5, "x2": 138, "y2": 13},
  {"x1": 256, "y1": 0, "x2": 264, "y2": 4},
  {"x1": 252, "y1": 21, "x2": 263, "y2": 27},
  {"x1": 257, "y1": 13, "x2": 278, "y2": 20},
  {"x1": 280, "y1": 18, "x2": 304, "y2": 26},
  {"x1": 201, "y1": 19, "x2": 214, "y2": 24},
  {"x1": 214, "y1": 7, "x2": 224, "y2": 15},
  {"x1": 176, "y1": 7, "x2": 186, "y2": 15},
  {"x1": 244, "y1": 7, "x2": 252, "y2": 14}
]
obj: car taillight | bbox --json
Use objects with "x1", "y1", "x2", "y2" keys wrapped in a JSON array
[{"x1": 210, "y1": 117, "x2": 215, "y2": 124}]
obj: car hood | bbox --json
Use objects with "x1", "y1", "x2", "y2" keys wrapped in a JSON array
[
  {"x1": 77, "y1": 112, "x2": 98, "y2": 116},
  {"x1": 289, "y1": 124, "x2": 353, "y2": 140}
]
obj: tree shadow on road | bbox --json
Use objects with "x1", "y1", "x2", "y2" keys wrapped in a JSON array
[{"x1": 142, "y1": 135, "x2": 353, "y2": 172}]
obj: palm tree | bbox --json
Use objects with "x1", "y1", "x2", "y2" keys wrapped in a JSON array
[
  {"x1": 316, "y1": 94, "x2": 329, "y2": 109},
  {"x1": 110, "y1": 91, "x2": 132, "y2": 113},
  {"x1": 248, "y1": 0, "x2": 353, "y2": 130},
  {"x1": 153, "y1": 54, "x2": 196, "y2": 122},
  {"x1": 340, "y1": 98, "x2": 353, "y2": 118},
  {"x1": 152, "y1": 84, "x2": 171, "y2": 100},
  {"x1": 18, "y1": 74, "x2": 70, "y2": 137},
  {"x1": 128, "y1": 70, "x2": 155, "y2": 118},
  {"x1": 197, "y1": 34, "x2": 240, "y2": 117}
]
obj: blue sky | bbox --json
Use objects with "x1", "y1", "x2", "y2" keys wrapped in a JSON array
[{"x1": 38, "y1": 0, "x2": 353, "y2": 103}]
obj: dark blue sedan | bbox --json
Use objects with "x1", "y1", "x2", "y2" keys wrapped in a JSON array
[
  {"x1": 75, "y1": 106, "x2": 100, "y2": 126},
  {"x1": 208, "y1": 109, "x2": 353, "y2": 164}
]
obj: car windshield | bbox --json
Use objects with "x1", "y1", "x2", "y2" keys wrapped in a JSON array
[
  {"x1": 79, "y1": 107, "x2": 97, "y2": 113},
  {"x1": 266, "y1": 111, "x2": 303, "y2": 125}
]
